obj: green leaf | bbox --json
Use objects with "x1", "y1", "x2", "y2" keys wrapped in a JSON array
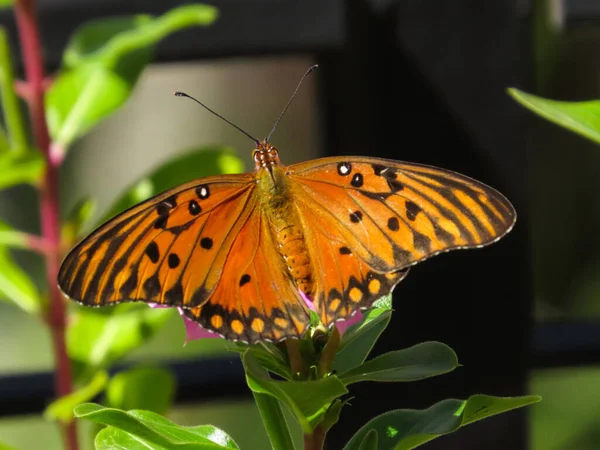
[
  {"x1": 508, "y1": 88, "x2": 600, "y2": 145},
  {"x1": 0, "y1": 220, "x2": 42, "y2": 313},
  {"x1": 0, "y1": 27, "x2": 27, "y2": 153},
  {"x1": 0, "y1": 151, "x2": 45, "y2": 190},
  {"x1": 0, "y1": 1, "x2": 13, "y2": 9},
  {"x1": 0, "y1": 442, "x2": 18, "y2": 450},
  {"x1": 95, "y1": 427, "x2": 169, "y2": 450},
  {"x1": 357, "y1": 430, "x2": 378, "y2": 450},
  {"x1": 333, "y1": 294, "x2": 393, "y2": 374},
  {"x1": 47, "y1": 4, "x2": 218, "y2": 149},
  {"x1": 252, "y1": 392, "x2": 297, "y2": 450},
  {"x1": 344, "y1": 394, "x2": 542, "y2": 450},
  {"x1": 338, "y1": 342, "x2": 459, "y2": 385},
  {"x1": 61, "y1": 196, "x2": 97, "y2": 242},
  {"x1": 67, "y1": 304, "x2": 173, "y2": 378},
  {"x1": 106, "y1": 367, "x2": 175, "y2": 414},
  {"x1": 44, "y1": 370, "x2": 108, "y2": 423},
  {"x1": 100, "y1": 147, "x2": 243, "y2": 223},
  {"x1": 242, "y1": 350, "x2": 348, "y2": 434},
  {"x1": 75, "y1": 403, "x2": 239, "y2": 449},
  {"x1": 231, "y1": 342, "x2": 292, "y2": 380}
]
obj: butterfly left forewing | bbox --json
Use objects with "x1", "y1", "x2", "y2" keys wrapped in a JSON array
[{"x1": 58, "y1": 174, "x2": 254, "y2": 307}]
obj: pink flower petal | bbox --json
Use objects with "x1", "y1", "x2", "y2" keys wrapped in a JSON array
[
  {"x1": 334, "y1": 310, "x2": 364, "y2": 336},
  {"x1": 149, "y1": 303, "x2": 220, "y2": 344}
]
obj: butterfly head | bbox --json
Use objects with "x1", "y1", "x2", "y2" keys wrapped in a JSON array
[{"x1": 253, "y1": 140, "x2": 281, "y2": 172}]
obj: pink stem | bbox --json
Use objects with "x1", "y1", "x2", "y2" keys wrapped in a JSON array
[{"x1": 13, "y1": 1, "x2": 78, "y2": 449}]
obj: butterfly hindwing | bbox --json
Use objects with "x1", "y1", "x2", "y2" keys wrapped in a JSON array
[{"x1": 183, "y1": 207, "x2": 311, "y2": 342}]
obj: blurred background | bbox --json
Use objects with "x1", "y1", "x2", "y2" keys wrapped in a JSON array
[{"x1": 0, "y1": 1, "x2": 599, "y2": 449}]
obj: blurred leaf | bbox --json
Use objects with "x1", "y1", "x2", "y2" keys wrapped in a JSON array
[
  {"x1": 47, "y1": 4, "x2": 218, "y2": 148},
  {"x1": 67, "y1": 304, "x2": 173, "y2": 378},
  {"x1": 75, "y1": 403, "x2": 239, "y2": 449},
  {"x1": 0, "y1": 1, "x2": 13, "y2": 9},
  {"x1": 338, "y1": 342, "x2": 459, "y2": 385},
  {"x1": 101, "y1": 146, "x2": 243, "y2": 223},
  {"x1": 106, "y1": 367, "x2": 175, "y2": 414},
  {"x1": 333, "y1": 294, "x2": 392, "y2": 374},
  {"x1": 508, "y1": 88, "x2": 600, "y2": 145},
  {"x1": 231, "y1": 342, "x2": 292, "y2": 380},
  {"x1": 0, "y1": 442, "x2": 18, "y2": 450},
  {"x1": 344, "y1": 394, "x2": 542, "y2": 450},
  {"x1": 0, "y1": 27, "x2": 28, "y2": 153},
  {"x1": 0, "y1": 220, "x2": 42, "y2": 313},
  {"x1": 357, "y1": 430, "x2": 378, "y2": 450},
  {"x1": 243, "y1": 350, "x2": 347, "y2": 434},
  {"x1": 0, "y1": 151, "x2": 45, "y2": 190},
  {"x1": 61, "y1": 196, "x2": 97, "y2": 245},
  {"x1": 252, "y1": 392, "x2": 296, "y2": 450},
  {"x1": 44, "y1": 370, "x2": 108, "y2": 423}
]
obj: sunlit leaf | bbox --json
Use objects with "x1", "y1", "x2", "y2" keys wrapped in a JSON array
[
  {"x1": 338, "y1": 342, "x2": 459, "y2": 385},
  {"x1": 0, "y1": 220, "x2": 42, "y2": 313},
  {"x1": 0, "y1": 151, "x2": 44, "y2": 190},
  {"x1": 67, "y1": 304, "x2": 173, "y2": 379},
  {"x1": 106, "y1": 367, "x2": 175, "y2": 414},
  {"x1": 44, "y1": 370, "x2": 108, "y2": 423},
  {"x1": 46, "y1": 4, "x2": 218, "y2": 149},
  {"x1": 508, "y1": 88, "x2": 600, "y2": 145},
  {"x1": 344, "y1": 394, "x2": 541, "y2": 450},
  {"x1": 75, "y1": 403, "x2": 239, "y2": 449}
]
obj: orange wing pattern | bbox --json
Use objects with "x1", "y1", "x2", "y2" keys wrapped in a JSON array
[
  {"x1": 58, "y1": 174, "x2": 255, "y2": 308},
  {"x1": 183, "y1": 207, "x2": 310, "y2": 342},
  {"x1": 288, "y1": 156, "x2": 516, "y2": 324}
]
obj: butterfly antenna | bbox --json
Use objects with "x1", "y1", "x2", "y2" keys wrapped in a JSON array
[
  {"x1": 266, "y1": 64, "x2": 318, "y2": 143},
  {"x1": 174, "y1": 91, "x2": 259, "y2": 144}
]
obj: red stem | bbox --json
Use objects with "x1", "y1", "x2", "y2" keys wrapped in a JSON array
[
  {"x1": 304, "y1": 425, "x2": 326, "y2": 450},
  {"x1": 13, "y1": 1, "x2": 78, "y2": 449}
]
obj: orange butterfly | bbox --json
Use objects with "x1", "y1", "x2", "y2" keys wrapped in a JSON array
[{"x1": 58, "y1": 68, "x2": 516, "y2": 344}]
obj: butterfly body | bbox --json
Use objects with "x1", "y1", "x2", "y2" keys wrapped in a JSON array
[{"x1": 59, "y1": 141, "x2": 516, "y2": 343}]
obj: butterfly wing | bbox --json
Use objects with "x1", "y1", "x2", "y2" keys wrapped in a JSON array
[
  {"x1": 183, "y1": 206, "x2": 310, "y2": 342},
  {"x1": 58, "y1": 173, "x2": 310, "y2": 343},
  {"x1": 288, "y1": 156, "x2": 516, "y2": 324},
  {"x1": 58, "y1": 174, "x2": 256, "y2": 307}
]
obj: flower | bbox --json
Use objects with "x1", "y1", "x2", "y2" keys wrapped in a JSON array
[{"x1": 152, "y1": 289, "x2": 364, "y2": 343}]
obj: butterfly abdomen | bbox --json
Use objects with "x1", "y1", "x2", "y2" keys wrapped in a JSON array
[{"x1": 276, "y1": 224, "x2": 312, "y2": 295}]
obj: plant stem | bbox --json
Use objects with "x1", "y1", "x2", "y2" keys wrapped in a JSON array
[
  {"x1": 303, "y1": 424, "x2": 326, "y2": 450},
  {"x1": 13, "y1": 1, "x2": 78, "y2": 450}
]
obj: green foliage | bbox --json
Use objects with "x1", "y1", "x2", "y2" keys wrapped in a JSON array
[
  {"x1": 75, "y1": 403, "x2": 239, "y2": 449},
  {"x1": 67, "y1": 304, "x2": 173, "y2": 379},
  {"x1": 0, "y1": 151, "x2": 44, "y2": 190},
  {"x1": 44, "y1": 371, "x2": 109, "y2": 423},
  {"x1": 344, "y1": 394, "x2": 542, "y2": 450},
  {"x1": 243, "y1": 350, "x2": 348, "y2": 433},
  {"x1": 0, "y1": 221, "x2": 42, "y2": 314},
  {"x1": 333, "y1": 294, "x2": 392, "y2": 373},
  {"x1": 508, "y1": 88, "x2": 600, "y2": 144},
  {"x1": 338, "y1": 342, "x2": 459, "y2": 385},
  {"x1": 46, "y1": 4, "x2": 218, "y2": 150},
  {"x1": 106, "y1": 367, "x2": 175, "y2": 415},
  {"x1": 0, "y1": 27, "x2": 27, "y2": 153}
]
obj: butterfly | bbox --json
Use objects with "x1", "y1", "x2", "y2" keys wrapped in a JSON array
[{"x1": 57, "y1": 68, "x2": 516, "y2": 344}]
